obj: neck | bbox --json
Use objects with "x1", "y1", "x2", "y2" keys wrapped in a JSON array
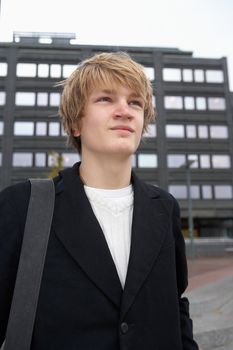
[{"x1": 79, "y1": 155, "x2": 133, "y2": 189}]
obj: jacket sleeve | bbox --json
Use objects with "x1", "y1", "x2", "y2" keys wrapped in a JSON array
[
  {"x1": 172, "y1": 197, "x2": 199, "y2": 350},
  {"x1": 0, "y1": 182, "x2": 30, "y2": 346}
]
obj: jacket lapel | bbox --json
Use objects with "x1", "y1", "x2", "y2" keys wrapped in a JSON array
[
  {"x1": 120, "y1": 173, "x2": 173, "y2": 319},
  {"x1": 52, "y1": 163, "x2": 122, "y2": 308}
]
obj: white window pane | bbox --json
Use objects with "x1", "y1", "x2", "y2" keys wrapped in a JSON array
[
  {"x1": 166, "y1": 125, "x2": 184, "y2": 138},
  {"x1": 16, "y1": 63, "x2": 36, "y2": 77},
  {"x1": 183, "y1": 69, "x2": 193, "y2": 82},
  {"x1": 38, "y1": 64, "x2": 49, "y2": 78},
  {"x1": 194, "y1": 69, "x2": 204, "y2": 82},
  {"x1": 50, "y1": 64, "x2": 61, "y2": 78},
  {"x1": 186, "y1": 125, "x2": 196, "y2": 138},
  {"x1": 35, "y1": 153, "x2": 46, "y2": 167},
  {"x1": 62, "y1": 64, "x2": 77, "y2": 78},
  {"x1": 14, "y1": 122, "x2": 34, "y2": 136},
  {"x1": 191, "y1": 185, "x2": 200, "y2": 199},
  {"x1": 167, "y1": 154, "x2": 186, "y2": 168},
  {"x1": 208, "y1": 97, "x2": 226, "y2": 111},
  {"x1": 214, "y1": 185, "x2": 232, "y2": 199},
  {"x1": 13, "y1": 152, "x2": 33, "y2": 167},
  {"x1": 62, "y1": 153, "x2": 80, "y2": 167},
  {"x1": 206, "y1": 70, "x2": 224, "y2": 83},
  {"x1": 0, "y1": 92, "x2": 6, "y2": 105},
  {"x1": 138, "y1": 154, "x2": 157, "y2": 168},
  {"x1": 169, "y1": 185, "x2": 187, "y2": 199},
  {"x1": 163, "y1": 68, "x2": 181, "y2": 81},
  {"x1": 49, "y1": 122, "x2": 60, "y2": 136},
  {"x1": 196, "y1": 97, "x2": 206, "y2": 110},
  {"x1": 37, "y1": 92, "x2": 48, "y2": 106},
  {"x1": 0, "y1": 121, "x2": 3, "y2": 135},
  {"x1": 210, "y1": 126, "x2": 228, "y2": 139},
  {"x1": 198, "y1": 125, "x2": 208, "y2": 138},
  {"x1": 202, "y1": 185, "x2": 212, "y2": 199},
  {"x1": 152, "y1": 95, "x2": 156, "y2": 108},
  {"x1": 0, "y1": 63, "x2": 8, "y2": 76},
  {"x1": 15, "y1": 92, "x2": 35, "y2": 106},
  {"x1": 0, "y1": 152, "x2": 2, "y2": 166},
  {"x1": 187, "y1": 154, "x2": 198, "y2": 168},
  {"x1": 184, "y1": 96, "x2": 195, "y2": 110},
  {"x1": 212, "y1": 155, "x2": 231, "y2": 168},
  {"x1": 144, "y1": 67, "x2": 155, "y2": 81},
  {"x1": 200, "y1": 155, "x2": 210, "y2": 168},
  {"x1": 39, "y1": 37, "x2": 52, "y2": 44},
  {"x1": 143, "y1": 123, "x2": 156, "y2": 137},
  {"x1": 50, "y1": 93, "x2": 60, "y2": 106},
  {"x1": 164, "y1": 96, "x2": 183, "y2": 109},
  {"x1": 36, "y1": 122, "x2": 47, "y2": 136}
]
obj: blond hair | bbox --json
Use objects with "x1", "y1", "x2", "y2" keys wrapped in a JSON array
[{"x1": 59, "y1": 52, "x2": 155, "y2": 153}]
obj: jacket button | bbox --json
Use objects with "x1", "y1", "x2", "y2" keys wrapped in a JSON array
[{"x1": 121, "y1": 322, "x2": 129, "y2": 334}]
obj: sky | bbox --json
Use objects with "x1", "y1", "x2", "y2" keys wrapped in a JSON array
[{"x1": 0, "y1": 0, "x2": 233, "y2": 90}]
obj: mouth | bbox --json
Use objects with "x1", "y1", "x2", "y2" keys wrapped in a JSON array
[{"x1": 110, "y1": 126, "x2": 134, "y2": 133}]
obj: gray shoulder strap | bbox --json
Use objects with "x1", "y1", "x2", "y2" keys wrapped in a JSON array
[{"x1": 3, "y1": 179, "x2": 55, "y2": 350}]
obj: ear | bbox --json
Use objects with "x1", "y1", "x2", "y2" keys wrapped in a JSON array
[{"x1": 73, "y1": 129, "x2": 81, "y2": 137}]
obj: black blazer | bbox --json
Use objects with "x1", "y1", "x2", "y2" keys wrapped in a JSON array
[{"x1": 0, "y1": 163, "x2": 198, "y2": 349}]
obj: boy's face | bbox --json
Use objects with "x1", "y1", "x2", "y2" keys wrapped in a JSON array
[{"x1": 73, "y1": 85, "x2": 144, "y2": 160}]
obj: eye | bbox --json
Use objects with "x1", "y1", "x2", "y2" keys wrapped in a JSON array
[
  {"x1": 129, "y1": 99, "x2": 144, "y2": 108},
  {"x1": 97, "y1": 96, "x2": 112, "y2": 103}
]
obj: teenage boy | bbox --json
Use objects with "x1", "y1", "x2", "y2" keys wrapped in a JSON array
[{"x1": 0, "y1": 52, "x2": 198, "y2": 349}]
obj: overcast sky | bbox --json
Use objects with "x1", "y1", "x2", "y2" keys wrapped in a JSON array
[{"x1": 0, "y1": 0, "x2": 233, "y2": 90}]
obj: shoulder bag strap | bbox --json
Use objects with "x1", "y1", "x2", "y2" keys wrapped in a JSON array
[{"x1": 3, "y1": 179, "x2": 55, "y2": 350}]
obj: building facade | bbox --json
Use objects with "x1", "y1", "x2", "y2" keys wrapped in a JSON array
[{"x1": 0, "y1": 32, "x2": 233, "y2": 237}]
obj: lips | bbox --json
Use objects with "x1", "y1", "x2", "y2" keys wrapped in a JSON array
[{"x1": 110, "y1": 125, "x2": 134, "y2": 133}]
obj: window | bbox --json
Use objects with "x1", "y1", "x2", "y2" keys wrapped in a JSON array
[
  {"x1": 202, "y1": 185, "x2": 212, "y2": 199},
  {"x1": 48, "y1": 122, "x2": 60, "y2": 136},
  {"x1": 0, "y1": 92, "x2": 6, "y2": 105},
  {"x1": 196, "y1": 97, "x2": 206, "y2": 110},
  {"x1": 63, "y1": 64, "x2": 77, "y2": 78},
  {"x1": 143, "y1": 123, "x2": 156, "y2": 137},
  {"x1": 14, "y1": 122, "x2": 34, "y2": 136},
  {"x1": 38, "y1": 64, "x2": 49, "y2": 78},
  {"x1": 212, "y1": 155, "x2": 231, "y2": 168},
  {"x1": 16, "y1": 63, "x2": 36, "y2": 77},
  {"x1": 198, "y1": 125, "x2": 208, "y2": 138},
  {"x1": 35, "y1": 153, "x2": 46, "y2": 167},
  {"x1": 166, "y1": 125, "x2": 184, "y2": 138},
  {"x1": 164, "y1": 96, "x2": 183, "y2": 109},
  {"x1": 152, "y1": 95, "x2": 156, "y2": 108},
  {"x1": 36, "y1": 122, "x2": 47, "y2": 136},
  {"x1": 138, "y1": 154, "x2": 157, "y2": 168},
  {"x1": 0, "y1": 121, "x2": 3, "y2": 135},
  {"x1": 49, "y1": 93, "x2": 60, "y2": 106},
  {"x1": 208, "y1": 97, "x2": 226, "y2": 111},
  {"x1": 182, "y1": 69, "x2": 193, "y2": 82},
  {"x1": 37, "y1": 92, "x2": 48, "y2": 106},
  {"x1": 50, "y1": 64, "x2": 61, "y2": 78},
  {"x1": 169, "y1": 185, "x2": 187, "y2": 199},
  {"x1": 62, "y1": 153, "x2": 80, "y2": 167},
  {"x1": 0, "y1": 63, "x2": 8, "y2": 77},
  {"x1": 15, "y1": 92, "x2": 35, "y2": 106},
  {"x1": 13, "y1": 152, "x2": 33, "y2": 167},
  {"x1": 200, "y1": 154, "x2": 211, "y2": 168},
  {"x1": 144, "y1": 67, "x2": 155, "y2": 81},
  {"x1": 210, "y1": 126, "x2": 228, "y2": 139},
  {"x1": 194, "y1": 69, "x2": 204, "y2": 82},
  {"x1": 190, "y1": 185, "x2": 200, "y2": 199},
  {"x1": 0, "y1": 152, "x2": 2, "y2": 166},
  {"x1": 167, "y1": 154, "x2": 185, "y2": 168},
  {"x1": 206, "y1": 70, "x2": 224, "y2": 83},
  {"x1": 214, "y1": 185, "x2": 232, "y2": 199},
  {"x1": 163, "y1": 68, "x2": 181, "y2": 81},
  {"x1": 187, "y1": 154, "x2": 198, "y2": 168},
  {"x1": 184, "y1": 96, "x2": 195, "y2": 110},
  {"x1": 186, "y1": 125, "x2": 196, "y2": 138}
]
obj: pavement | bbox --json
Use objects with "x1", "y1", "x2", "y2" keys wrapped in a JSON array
[{"x1": 185, "y1": 256, "x2": 233, "y2": 350}]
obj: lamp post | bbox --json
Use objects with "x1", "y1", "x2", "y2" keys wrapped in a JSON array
[{"x1": 180, "y1": 160, "x2": 195, "y2": 259}]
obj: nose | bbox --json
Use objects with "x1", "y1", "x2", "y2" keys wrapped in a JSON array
[{"x1": 113, "y1": 100, "x2": 133, "y2": 119}]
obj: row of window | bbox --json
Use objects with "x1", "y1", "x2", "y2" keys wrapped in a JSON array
[
  {"x1": 163, "y1": 68, "x2": 224, "y2": 83},
  {"x1": 164, "y1": 96, "x2": 226, "y2": 111},
  {"x1": 0, "y1": 62, "x2": 225, "y2": 85},
  {"x1": 167, "y1": 154, "x2": 231, "y2": 169},
  {"x1": 0, "y1": 91, "x2": 61, "y2": 107},
  {"x1": 169, "y1": 184, "x2": 233, "y2": 200}
]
